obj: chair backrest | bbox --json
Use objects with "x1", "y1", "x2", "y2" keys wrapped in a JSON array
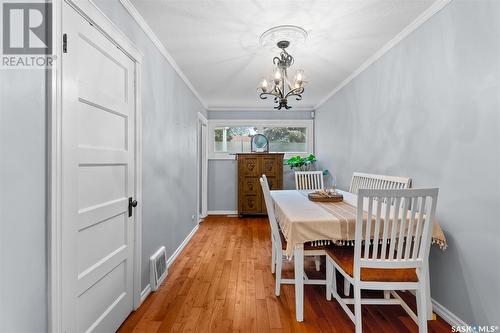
[
  {"x1": 295, "y1": 171, "x2": 324, "y2": 190},
  {"x1": 349, "y1": 172, "x2": 412, "y2": 194},
  {"x1": 353, "y1": 188, "x2": 439, "y2": 278},
  {"x1": 260, "y1": 175, "x2": 282, "y2": 250}
]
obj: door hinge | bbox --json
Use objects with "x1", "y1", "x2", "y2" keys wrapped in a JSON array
[{"x1": 63, "y1": 34, "x2": 68, "y2": 53}]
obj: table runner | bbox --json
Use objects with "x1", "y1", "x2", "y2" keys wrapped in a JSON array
[{"x1": 271, "y1": 190, "x2": 447, "y2": 257}]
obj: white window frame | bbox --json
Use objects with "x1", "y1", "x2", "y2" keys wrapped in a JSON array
[{"x1": 208, "y1": 119, "x2": 314, "y2": 160}]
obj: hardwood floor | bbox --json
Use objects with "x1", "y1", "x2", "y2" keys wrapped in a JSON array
[{"x1": 118, "y1": 216, "x2": 451, "y2": 333}]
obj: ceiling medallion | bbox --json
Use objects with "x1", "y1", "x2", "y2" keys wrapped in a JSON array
[{"x1": 259, "y1": 25, "x2": 308, "y2": 49}]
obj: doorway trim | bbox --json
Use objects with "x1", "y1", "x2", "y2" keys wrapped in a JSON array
[
  {"x1": 49, "y1": 1, "x2": 143, "y2": 332},
  {"x1": 197, "y1": 112, "x2": 208, "y2": 221}
]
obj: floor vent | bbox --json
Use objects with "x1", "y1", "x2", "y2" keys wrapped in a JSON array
[{"x1": 150, "y1": 246, "x2": 168, "y2": 291}]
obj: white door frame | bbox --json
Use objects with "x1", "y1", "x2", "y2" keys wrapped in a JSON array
[
  {"x1": 196, "y1": 112, "x2": 208, "y2": 221},
  {"x1": 49, "y1": 1, "x2": 143, "y2": 332}
]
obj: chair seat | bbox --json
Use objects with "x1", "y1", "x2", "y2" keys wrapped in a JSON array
[
  {"x1": 325, "y1": 246, "x2": 418, "y2": 282},
  {"x1": 279, "y1": 230, "x2": 328, "y2": 251}
]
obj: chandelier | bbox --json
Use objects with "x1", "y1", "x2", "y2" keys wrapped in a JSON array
[{"x1": 258, "y1": 40, "x2": 306, "y2": 110}]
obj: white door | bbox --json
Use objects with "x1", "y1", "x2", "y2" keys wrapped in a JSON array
[
  {"x1": 201, "y1": 122, "x2": 208, "y2": 217},
  {"x1": 61, "y1": 3, "x2": 136, "y2": 332},
  {"x1": 197, "y1": 116, "x2": 208, "y2": 219}
]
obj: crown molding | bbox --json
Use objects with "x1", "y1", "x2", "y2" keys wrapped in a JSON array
[
  {"x1": 314, "y1": 0, "x2": 452, "y2": 110},
  {"x1": 207, "y1": 106, "x2": 314, "y2": 112},
  {"x1": 119, "y1": 0, "x2": 208, "y2": 109}
]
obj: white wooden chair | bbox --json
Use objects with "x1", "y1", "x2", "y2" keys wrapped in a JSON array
[
  {"x1": 260, "y1": 176, "x2": 326, "y2": 296},
  {"x1": 293, "y1": 171, "x2": 325, "y2": 271},
  {"x1": 349, "y1": 172, "x2": 412, "y2": 194},
  {"x1": 343, "y1": 172, "x2": 412, "y2": 296},
  {"x1": 295, "y1": 171, "x2": 324, "y2": 191},
  {"x1": 294, "y1": 170, "x2": 325, "y2": 271},
  {"x1": 325, "y1": 188, "x2": 439, "y2": 333}
]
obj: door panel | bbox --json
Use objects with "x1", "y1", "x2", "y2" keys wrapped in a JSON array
[
  {"x1": 62, "y1": 3, "x2": 135, "y2": 332},
  {"x1": 78, "y1": 101, "x2": 127, "y2": 150},
  {"x1": 77, "y1": 262, "x2": 127, "y2": 332},
  {"x1": 77, "y1": 214, "x2": 126, "y2": 274},
  {"x1": 78, "y1": 165, "x2": 127, "y2": 209}
]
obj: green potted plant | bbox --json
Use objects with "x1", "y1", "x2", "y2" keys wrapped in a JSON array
[{"x1": 285, "y1": 154, "x2": 317, "y2": 171}]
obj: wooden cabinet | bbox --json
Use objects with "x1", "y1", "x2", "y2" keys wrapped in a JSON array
[{"x1": 236, "y1": 153, "x2": 284, "y2": 215}]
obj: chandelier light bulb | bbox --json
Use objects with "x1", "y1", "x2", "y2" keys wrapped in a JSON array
[
  {"x1": 294, "y1": 69, "x2": 304, "y2": 84},
  {"x1": 260, "y1": 78, "x2": 269, "y2": 92},
  {"x1": 273, "y1": 67, "x2": 282, "y2": 83}
]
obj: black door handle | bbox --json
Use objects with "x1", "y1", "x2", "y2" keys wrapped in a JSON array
[{"x1": 129, "y1": 197, "x2": 138, "y2": 217}]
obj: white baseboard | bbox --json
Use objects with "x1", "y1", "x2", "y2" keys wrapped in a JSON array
[
  {"x1": 140, "y1": 284, "x2": 151, "y2": 304},
  {"x1": 207, "y1": 210, "x2": 238, "y2": 215},
  {"x1": 408, "y1": 290, "x2": 468, "y2": 327},
  {"x1": 432, "y1": 298, "x2": 468, "y2": 327},
  {"x1": 166, "y1": 224, "x2": 199, "y2": 267}
]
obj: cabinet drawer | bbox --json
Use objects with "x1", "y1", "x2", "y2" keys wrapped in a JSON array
[
  {"x1": 242, "y1": 195, "x2": 261, "y2": 213},
  {"x1": 241, "y1": 177, "x2": 259, "y2": 194}
]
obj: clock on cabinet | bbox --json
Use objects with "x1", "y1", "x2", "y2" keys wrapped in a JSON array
[{"x1": 251, "y1": 134, "x2": 269, "y2": 153}]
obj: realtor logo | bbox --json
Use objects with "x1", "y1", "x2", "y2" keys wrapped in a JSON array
[
  {"x1": 1, "y1": 2, "x2": 54, "y2": 68},
  {"x1": 2, "y1": 2, "x2": 52, "y2": 54}
]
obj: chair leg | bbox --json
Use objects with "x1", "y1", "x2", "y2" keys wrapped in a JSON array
[
  {"x1": 326, "y1": 259, "x2": 333, "y2": 300},
  {"x1": 344, "y1": 278, "x2": 350, "y2": 296},
  {"x1": 271, "y1": 241, "x2": 276, "y2": 274},
  {"x1": 416, "y1": 288, "x2": 428, "y2": 333},
  {"x1": 354, "y1": 285, "x2": 362, "y2": 333},
  {"x1": 314, "y1": 256, "x2": 321, "y2": 271},
  {"x1": 275, "y1": 249, "x2": 282, "y2": 296}
]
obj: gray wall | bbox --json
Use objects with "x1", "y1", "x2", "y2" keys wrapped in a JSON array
[
  {"x1": 0, "y1": 0, "x2": 205, "y2": 331},
  {"x1": 207, "y1": 110, "x2": 313, "y2": 212},
  {"x1": 0, "y1": 70, "x2": 48, "y2": 331},
  {"x1": 315, "y1": 0, "x2": 500, "y2": 325}
]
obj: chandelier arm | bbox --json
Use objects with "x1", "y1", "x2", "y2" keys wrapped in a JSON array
[
  {"x1": 259, "y1": 92, "x2": 279, "y2": 100},
  {"x1": 284, "y1": 87, "x2": 304, "y2": 99}
]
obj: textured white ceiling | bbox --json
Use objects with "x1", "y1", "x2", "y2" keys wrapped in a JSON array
[{"x1": 130, "y1": 0, "x2": 438, "y2": 110}]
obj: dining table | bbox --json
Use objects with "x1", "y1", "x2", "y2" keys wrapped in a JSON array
[{"x1": 269, "y1": 189, "x2": 447, "y2": 322}]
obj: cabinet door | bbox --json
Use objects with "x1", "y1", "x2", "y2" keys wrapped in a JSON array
[
  {"x1": 261, "y1": 156, "x2": 279, "y2": 176},
  {"x1": 239, "y1": 156, "x2": 260, "y2": 177}
]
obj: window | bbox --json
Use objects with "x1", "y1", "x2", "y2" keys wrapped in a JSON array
[{"x1": 209, "y1": 120, "x2": 313, "y2": 159}]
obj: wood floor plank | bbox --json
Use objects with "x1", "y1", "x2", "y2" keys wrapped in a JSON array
[{"x1": 118, "y1": 216, "x2": 452, "y2": 333}]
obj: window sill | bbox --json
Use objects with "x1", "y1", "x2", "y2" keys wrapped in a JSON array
[{"x1": 208, "y1": 152, "x2": 312, "y2": 160}]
